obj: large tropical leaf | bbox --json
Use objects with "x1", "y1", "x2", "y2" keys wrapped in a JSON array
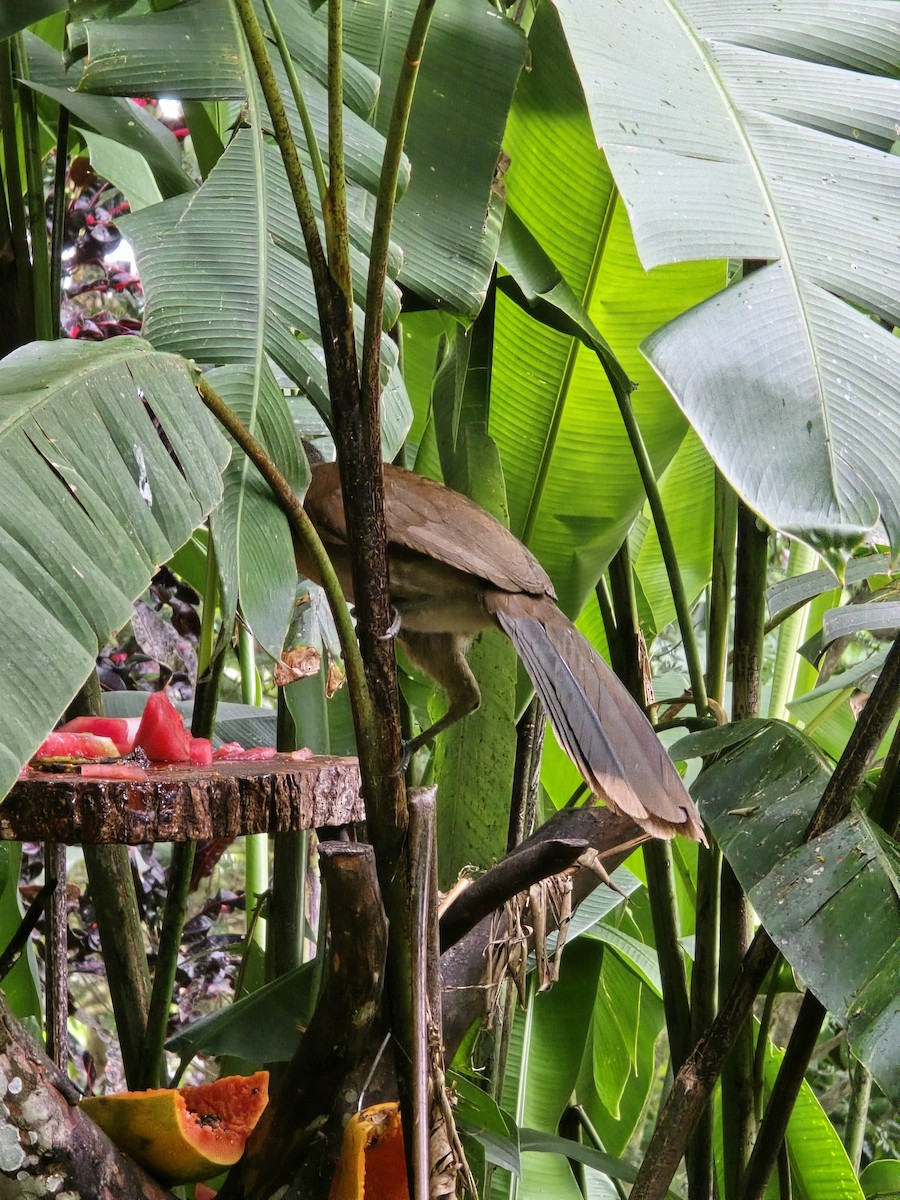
[
  {"x1": 763, "y1": 1036, "x2": 865, "y2": 1200},
  {"x1": 0, "y1": 338, "x2": 228, "y2": 800},
  {"x1": 69, "y1": 0, "x2": 414, "y2": 648},
  {"x1": 344, "y1": 0, "x2": 527, "y2": 318},
  {"x1": 490, "y1": 1, "x2": 725, "y2": 616},
  {"x1": 680, "y1": 719, "x2": 900, "y2": 1095},
  {"x1": 23, "y1": 31, "x2": 195, "y2": 201},
  {"x1": 555, "y1": 0, "x2": 900, "y2": 569}
]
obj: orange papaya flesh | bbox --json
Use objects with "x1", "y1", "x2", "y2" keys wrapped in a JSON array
[
  {"x1": 329, "y1": 1102, "x2": 408, "y2": 1200},
  {"x1": 81, "y1": 1071, "x2": 269, "y2": 1185}
]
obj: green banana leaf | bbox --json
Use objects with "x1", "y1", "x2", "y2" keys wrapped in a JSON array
[
  {"x1": 680, "y1": 718, "x2": 900, "y2": 1096},
  {"x1": 555, "y1": 0, "x2": 900, "y2": 569},
  {"x1": 491, "y1": 1, "x2": 726, "y2": 617},
  {"x1": 0, "y1": 338, "x2": 228, "y2": 800},
  {"x1": 345, "y1": 0, "x2": 526, "y2": 318},
  {"x1": 764, "y1": 1036, "x2": 865, "y2": 1200}
]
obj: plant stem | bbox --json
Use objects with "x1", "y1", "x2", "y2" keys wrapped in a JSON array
[
  {"x1": 360, "y1": 0, "x2": 437, "y2": 423},
  {"x1": 631, "y1": 629, "x2": 900, "y2": 1200},
  {"x1": 66, "y1": 674, "x2": 150, "y2": 1089},
  {"x1": 767, "y1": 541, "x2": 818, "y2": 721},
  {"x1": 612, "y1": 389, "x2": 709, "y2": 716},
  {"x1": 140, "y1": 648, "x2": 227, "y2": 1089},
  {"x1": 688, "y1": 479, "x2": 733, "y2": 1200},
  {"x1": 13, "y1": 36, "x2": 52, "y2": 341},
  {"x1": 49, "y1": 107, "x2": 69, "y2": 341},
  {"x1": 197, "y1": 533, "x2": 218, "y2": 677},
  {"x1": 44, "y1": 842, "x2": 68, "y2": 1071},
  {"x1": 261, "y1": 0, "x2": 328, "y2": 207},
  {"x1": 325, "y1": 0, "x2": 352, "y2": 297},
  {"x1": 864, "y1": 715, "x2": 900, "y2": 835},
  {"x1": 607, "y1": 540, "x2": 691, "y2": 1069},
  {"x1": 0, "y1": 40, "x2": 34, "y2": 345},
  {"x1": 843, "y1": 1058, "x2": 872, "y2": 1173},
  {"x1": 721, "y1": 502, "x2": 768, "y2": 1195},
  {"x1": 739, "y1": 991, "x2": 826, "y2": 1200},
  {"x1": 232, "y1": 0, "x2": 329, "y2": 296},
  {"x1": 707, "y1": 470, "x2": 737, "y2": 702},
  {"x1": 140, "y1": 842, "x2": 193, "y2": 1089},
  {"x1": 688, "y1": 842, "x2": 721, "y2": 1200}
]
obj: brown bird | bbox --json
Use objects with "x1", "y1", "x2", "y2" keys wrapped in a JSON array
[{"x1": 298, "y1": 460, "x2": 705, "y2": 842}]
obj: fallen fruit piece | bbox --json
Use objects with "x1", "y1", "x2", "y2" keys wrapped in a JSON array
[
  {"x1": 81, "y1": 763, "x2": 149, "y2": 781},
  {"x1": 59, "y1": 715, "x2": 141, "y2": 755},
  {"x1": 81, "y1": 1071, "x2": 269, "y2": 1185},
  {"x1": 329, "y1": 1102, "x2": 408, "y2": 1200},
  {"x1": 134, "y1": 690, "x2": 193, "y2": 763},
  {"x1": 32, "y1": 731, "x2": 120, "y2": 761},
  {"x1": 212, "y1": 741, "x2": 245, "y2": 761},
  {"x1": 213, "y1": 745, "x2": 278, "y2": 762},
  {"x1": 190, "y1": 737, "x2": 214, "y2": 766}
]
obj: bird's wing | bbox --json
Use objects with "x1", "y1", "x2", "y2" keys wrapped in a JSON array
[
  {"x1": 487, "y1": 591, "x2": 706, "y2": 843},
  {"x1": 305, "y1": 462, "x2": 556, "y2": 598}
]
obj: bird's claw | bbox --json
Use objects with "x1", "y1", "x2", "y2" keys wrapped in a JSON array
[
  {"x1": 378, "y1": 606, "x2": 402, "y2": 640},
  {"x1": 349, "y1": 605, "x2": 402, "y2": 640}
]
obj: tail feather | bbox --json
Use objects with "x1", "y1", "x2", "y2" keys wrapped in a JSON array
[{"x1": 487, "y1": 591, "x2": 705, "y2": 842}]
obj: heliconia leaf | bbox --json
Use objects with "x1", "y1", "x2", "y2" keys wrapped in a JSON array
[
  {"x1": 554, "y1": 0, "x2": 900, "y2": 568},
  {"x1": 0, "y1": 339, "x2": 228, "y2": 800}
]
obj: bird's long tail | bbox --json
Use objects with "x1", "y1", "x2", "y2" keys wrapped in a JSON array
[{"x1": 486, "y1": 592, "x2": 706, "y2": 842}]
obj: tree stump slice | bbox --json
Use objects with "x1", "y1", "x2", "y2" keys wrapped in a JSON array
[{"x1": 1, "y1": 755, "x2": 363, "y2": 844}]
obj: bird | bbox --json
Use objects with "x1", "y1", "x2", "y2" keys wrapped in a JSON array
[{"x1": 296, "y1": 459, "x2": 705, "y2": 843}]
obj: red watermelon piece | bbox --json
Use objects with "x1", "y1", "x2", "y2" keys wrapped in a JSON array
[
  {"x1": 134, "y1": 691, "x2": 192, "y2": 763},
  {"x1": 33, "y1": 731, "x2": 120, "y2": 760},
  {"x1": 189, "y1": 738, "x2": 213, "y2": 767},
  {"x1": 81, "y1": 763, "x2": 149, "y2": 781},
  {"x1": 60, "y1": 716, "x2": 141, "y2": 755}
]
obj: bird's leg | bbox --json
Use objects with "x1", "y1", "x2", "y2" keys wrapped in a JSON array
[{"x1": 396, "y1": 630, "x2": 482, "y2": 766}]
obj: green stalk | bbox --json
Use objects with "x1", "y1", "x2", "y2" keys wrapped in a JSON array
[
  {"x1": 843, "y1": 1059, "x2": 873, "y2": 1173},
  {"x1": 739, "y1": 992, "x2": 827, "y2": 1200},
  {"x1": 197, "y1": 533, "x2": 218, "y2": 678},
  {"x1": 49, "y1": 107, "x2": 69, "y2": 341},
  {"x1": 360, "y1": 0, "x2": 438, "y2": 426},
  {"x1": 687, "y1": 470, "x2": 734, "y2": 1200},
  {"x1": 768, "y1": 541, "x2": 818, "y2": 721},
  {"x1": 67, "y1": 673, "x2": 151, "y2": 1089},
  {"x1": 722, "y1": 502, "x2": 768, "y2": 1196},
  {"x1": 231, "y1": 0, "x2": 329, "y2": 295},
  {"x1": 139, "y1": 842, "x2": 194, "y2": 1090},
  {"x1": 261, "y1": 0, "x2": 328, "y2": 208},
  {"x1": 707, "y1": 470, "x2": 737, "y2": 702},
  {"x1": 614, "y1": 388, "x2": 709, "y2": 716},
  {"x1": 607, "y1": 541, "x2": 691, "y2": 1070},
  {"x1": 325, "y1": 0, "x2": 352, "y2": 298},
  {"x1": 0, "y1": 40, "x2": 34, "y2": 344},
  {"x1": 238, "y1": 621, "x2": 268, "y2": 952},
  {"x1": 13, "y1": 36, "x2": 52, "y2": 341},
  {"x1": 140, "y1": 643, "x2": 227, "y2": 1089}
]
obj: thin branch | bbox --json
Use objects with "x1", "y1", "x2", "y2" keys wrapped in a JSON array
[{"x1": 195, "y1": 376, "x2": 377, "y2": 773}]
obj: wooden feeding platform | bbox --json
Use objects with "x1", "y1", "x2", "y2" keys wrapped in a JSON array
[{"x1": 1, "y1": 754, "x2": 363, "y2": 844}]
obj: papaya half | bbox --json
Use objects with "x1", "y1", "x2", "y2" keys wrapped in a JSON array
[
  {"x1": 81, "y1": 1070, "x2": 269, "y2": 1184},
  {"x1": 329, "y1": 1102, "x2": 408, "y2": 1200}
]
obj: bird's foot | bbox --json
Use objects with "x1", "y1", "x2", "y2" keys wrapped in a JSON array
[
  {"x1": 348, "y1": 605, "x2": 402, "y2": 639},
  {"x1": 576, "y1": 849, "x2": 629, "y2": 897},
  {"x1": 379, "y1": 606, "x2": 403, "y2": 640}
]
